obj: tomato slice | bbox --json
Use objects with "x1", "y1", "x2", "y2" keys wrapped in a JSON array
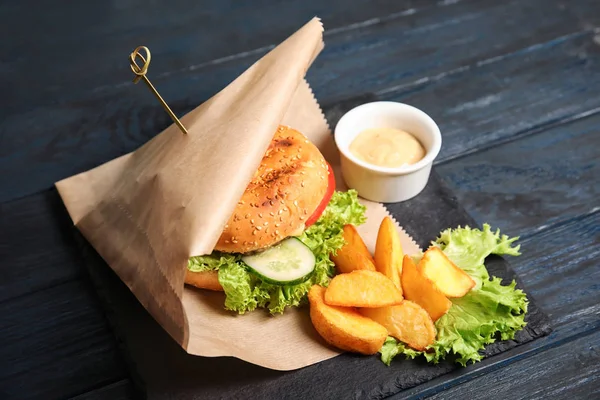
[{"x1": 305, "y1": 162, "x2": 336, "y2": 227}]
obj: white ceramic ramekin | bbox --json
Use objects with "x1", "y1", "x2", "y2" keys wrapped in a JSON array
[{"x1": 334, "y1": 102, "x2": 442, "y2": 203}]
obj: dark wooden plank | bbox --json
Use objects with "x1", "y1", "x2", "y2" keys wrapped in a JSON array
[
  {"x1": 0, "y1": 189, "x2": 85, "y2": 302},
  {"x1": 310, "y1": 0, "x2": 600, "y2": 103},
  {"x1": 70, "y1": 379, "x2": 135, "y2": 400},
  {"x1": 380, "y1": 32, "x2": 600, "y2": 165},
  {"x1": 0, "y1": 0, "x2": 436, "y2": 117},
  {"x1": 436, "y1": 107, "x2": 600, "y2": 236},
  {"x1": 0, "y1": 280, "x2": 128, "y2": 400},
  {"x1": 398, "y1": 210, "x2": 600, "y2": 398},
  {"x1": 2, "y1": 0, "x2": 600, "y2": 202},
  {"x1": 423, "y1": 330, "x2": 600, "y2": 400}
]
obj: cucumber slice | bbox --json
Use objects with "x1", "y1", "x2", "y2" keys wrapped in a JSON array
[{"x1": 241, "y1": 238, "x2": 315, "y2": 285}]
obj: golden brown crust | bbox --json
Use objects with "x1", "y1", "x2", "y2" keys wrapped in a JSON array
[
  {"x1": 215, "y1": 125, "x2": 329, "y2": 253},
  {"x1": 185, "y1": 270, "x2": 223, "y2": 291}
]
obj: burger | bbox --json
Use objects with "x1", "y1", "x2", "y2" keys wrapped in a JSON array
[{"x1": 186, "y1": 125, "x2": 366, "y2": 314}]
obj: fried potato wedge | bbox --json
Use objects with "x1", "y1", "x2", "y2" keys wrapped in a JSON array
[
  {"x1": 374, "y1": 216, "x2": 403, "y2": 292},
  {"x1": 331, "y1": 247, "x2": 376, "y2": 274},
  {"x1": 359, "y1": 301, "x2": 436, "y2": 351},
  {"x1": 308, "y1": 285, "x2": 387, "y2": 355},
  {"x1": 401, "y1": 255, "x2": 451, "y2": 321},
  {"x1": 343, "y1": 224, "x2": 375, "y2": 263},
  {"x1": 331, "y1": 225, "x2": 376, "y2": 273},
  {"x1": 325, "y1": 270, "x2": 403, "y2": 308},
  {"x1": 418, "y1": 247, "x2": 476, "y2": 298}
]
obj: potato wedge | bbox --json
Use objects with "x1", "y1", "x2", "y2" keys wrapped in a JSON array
[
  {"x1": 374, "y1": 216, "x2": 403, "y2": 292},
  {"x1": 331, "y1": 225, "x2": 376, "y2": 273},
  {"x1": 325, "y1": 270, "x2": 403, "y2": 308},
  {"x1": 359, "y1": 301, "x2": 436, "y2": 351},
  {"x1": 343, "y1": 224, "x2": 375, "y2": 264},
  {"x1": 418, "y1": 247, "x2": 476, "y2": 298},
  {"x1": 331, "y1": 246, "x2": 376, "y2": 274},
  {"x1": 401, "y1": 255, "x2": 451, "y2": 321},
  {"x1": 308, "y1": 285, "x2": 387, "y2": 355}
]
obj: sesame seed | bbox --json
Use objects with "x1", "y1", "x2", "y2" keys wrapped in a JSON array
[
  {"x1": 231, "y1": 236, "x2": 236, "y2": 241},
  {"x1": 225, "y1": 239, "x2": 230, "y2": 244},
  {"x1": 300, "y1": 215, "x2": 306, "y2": 220},
  {"x1": 293, "y1": 200, "x2": 298, "y2": 207},
  {"x1": 245, "y1": 214, "x2": 251, "y2": 219},
  {"x1": 265, "y1": 227, "x2": 269, "y2": 233},
  {"x1": 275, "y1": 223, "x2": 281, "y2": 227},
  {"x1": 232, "y1": 239, "x2": 238, "y2": 244},
  {"x1": 301, "y1": 182, "x2": 305, "y2": 187},
  {"x1": 275, "y1": 230, "x2": 279, "y2": 235},
  {"x1": 256, "y1": 226, "x2": 262, "y2": 231},
  {"x1": 252, "y1": 230, "x2": 258, "y2": 235},
  {"x1": 224, "y1": 224, "x2": 229, "y2": 229},
  {"x1": 278, "y1": 209, "x2": 284, "y2": 215},
  {"x1": 258, "y1": 213, "x2": 263, "y2": 218},
  {"x1": 250, "y1": 219, "x2": 255, "y2": 224},
  {"x1": 269, "y1": 211, "x2": 275, "y2": 216}
]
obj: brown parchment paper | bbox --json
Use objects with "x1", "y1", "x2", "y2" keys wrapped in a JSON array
[{"x1": 56, "y1": 18, "x2": 421, "y2": 371}]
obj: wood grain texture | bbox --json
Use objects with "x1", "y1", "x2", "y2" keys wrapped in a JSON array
[
  {"x1": 0, "y1": 281, "x2": 127, "y2": 400},
  {"x1": 0, "y1": 0, "x2": 435, "y2": 117},
  {"x1": 423, "y1": 330, "x2": 600, "y2": 400},
  {"x1": 0, "y1": 189, "x2": 85, "y2": 302},
  {"x1": 310, "y1": 0, "x2": 600, "y2": 103},
  {"x1": 70, "y1": 379, "x2": 135, "y2": 400},
  {"x1": 381, "y1": 33, "x2": 600, "y2": 165},
  {"x1": 437, "y1": 110, "x2": 600, "y2": 237},
  {"x1": 2, "y1": 0, "x2": 599, "y2": 202}
]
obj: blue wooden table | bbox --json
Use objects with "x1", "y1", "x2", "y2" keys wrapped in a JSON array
[{"x1": 1, "y1": 1, "x2": 599, "y2": 399}]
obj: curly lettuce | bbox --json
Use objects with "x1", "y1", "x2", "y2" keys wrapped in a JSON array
[
  {"x1": 187, "y1": 190, "x2": 366, "y2": 314},
  {"x1": 381, "y1": 224, "x2": 528, "y2": 366}
]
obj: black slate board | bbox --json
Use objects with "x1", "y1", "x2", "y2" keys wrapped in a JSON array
[
  {"x1": 75, "y1": 96, "x2": 551, "y2": 399},
  {"x1": 76, "y1": 170, "x2": 551, "y2": 400}
]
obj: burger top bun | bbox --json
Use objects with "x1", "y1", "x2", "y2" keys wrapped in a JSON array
[{"x1": 214, "y1": 125, "x2": 329, "y2": 253}]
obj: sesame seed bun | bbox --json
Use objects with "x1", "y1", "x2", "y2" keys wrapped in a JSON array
[{"x1": 215, "y1": 125, "x2": 329, "y2": 253}]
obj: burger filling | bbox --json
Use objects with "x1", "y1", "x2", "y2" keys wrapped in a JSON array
[{"x1": 188, "y1": 189, "x2": 366, "y2": 314}]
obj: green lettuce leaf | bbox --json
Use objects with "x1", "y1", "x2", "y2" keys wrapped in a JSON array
[
  {"x1": 188, "y1": 252, "x2": 237, "y2": 272},
  {"x1": 434, "y1": 223, "x2": 521, "y2": 288},
  {"x1": 382, "y1": 224, "x2": 528, "y2": 366},
  {"x1": 188, "y1": 190, "x2": 366, "y2": 314}
]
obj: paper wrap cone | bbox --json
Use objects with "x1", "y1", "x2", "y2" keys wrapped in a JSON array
[{"x1": 56, "y1": 18, "x2": 420, "y2": 370}]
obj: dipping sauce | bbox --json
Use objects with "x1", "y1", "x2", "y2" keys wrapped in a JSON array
[{"x1": 349, "y1": 127, "x2": 425, "y2": 168}]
